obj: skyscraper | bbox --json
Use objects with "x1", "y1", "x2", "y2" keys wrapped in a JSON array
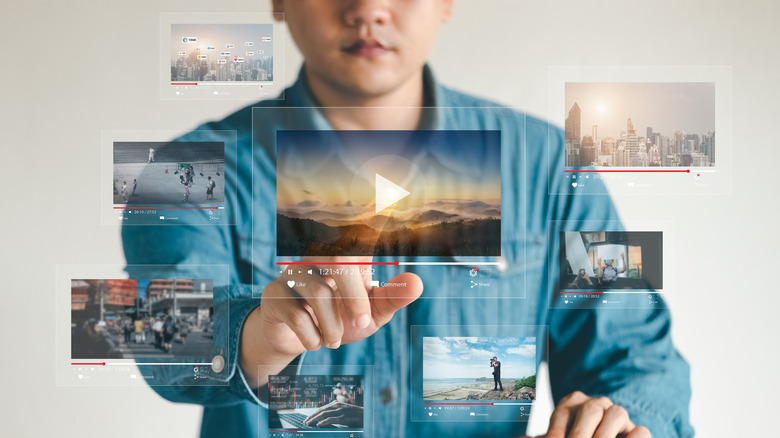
[
  {"x1": 565, "y1": 102, "x2": 581, "y2": 143},
  {"x1": 627, "y1": 118, "x2": 639, "y2": 166}
]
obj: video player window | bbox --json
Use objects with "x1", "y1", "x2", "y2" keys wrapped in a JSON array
[
  {"x1": 547, "y1": 66, "x2": 733, "y2": 195},
  {"x1": 422, "y1": 337, "x2": 536, "y2": 402},
  {"x1": 276, "y1": 130, "x2": 501, "y2": 257},
  {"x1": 56, "y1": 264, "x2": 229, "y2": 386},
  {"x1": 411, "y1": 326, "x2": 546, "y2": 422},
  {"x1": 264, "y1": 365, "x2": 373, "y2": 438},
  {"x1": 113, "y1": 141, "x2": 224, "y2": 205},
  {"x1": 160, "y1": 13, "x2": 284, "y2": 100},
  {"x1": 564, "y1": 83, "x2": 715, "y2": 169},
  {"x1": 548, "y1": 220, "x2": 673, "y2": 309},
  {"x1": 71, "y1": 279, "x2": 214, "y2": 360},
  {"x1": 559, "y1": 231, "x2": 663, "y2": 291},
  {"x1": 101, "y1": 131, "x2": 236, "y2": 226},
  {"x1": 269, "y1": 375, "x2": 364, "y2": 431}
]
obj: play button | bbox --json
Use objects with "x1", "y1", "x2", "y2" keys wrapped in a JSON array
[{"x1": 375, "y1": 174, "x2": 410, "y2": 213}]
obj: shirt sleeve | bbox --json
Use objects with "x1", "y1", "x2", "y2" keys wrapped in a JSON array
[
  {"x1": 121, "y1": 127, "x2": 269, "y2": 409},
  {"x1": 541, "y1": 122, "x2": 694, "y2": 437}
]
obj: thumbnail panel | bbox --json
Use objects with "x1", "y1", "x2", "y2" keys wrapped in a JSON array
[
  {"x1": 265, "y1": 365, "x2": 373, "y2": 438},
  {"x1": 159, "y1": 13, "x2": 285, "y2": 100},
  {"x1": 100, "y1": 130, "x2": 237, "y2": 226},
  {"x1": 548, "y1": 66, "x2": 732, "y2": 195},
  {"x1": 548, "y1": 220, "x2": 674, "y2": 309},
  {"x1": 252, "y1": 107, "x2": 527, "y2": 299},
  {"x1": 411, "y1": 325, "x2": 547, "y2": 422},
  {"x1": 56, "y1": 264, "x2": 230, "y2": 386}
]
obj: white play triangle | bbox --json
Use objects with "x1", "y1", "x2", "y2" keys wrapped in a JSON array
[{"x1": 375, "y1": 173, "x2": 410, "y2": 213}]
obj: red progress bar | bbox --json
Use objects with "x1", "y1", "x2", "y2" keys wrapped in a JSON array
[
  {"x1": 560, "y1": 290, "x2": 603, "y2": 294},
  {"x1": 268, "y1": 431, "x2": 296, "y2": 433},
  {"x1": 71, "y1": 362, "x2": 105, "y2": 366},
  {"x1": 114, "y1": 206, "x2": 219, "y2": 210},
  {"x1": 423, "y1": 402, "x2": 494, "y2": 405},
  {"x1": 276, "y1": 261, "x2": 399, "y2": 266},
  {"x1": 565, "y1": 169, "x2": 690, "y2": 173},
  {"x1": 171, "y1": 82, "x2": 197, "y2": 85}
]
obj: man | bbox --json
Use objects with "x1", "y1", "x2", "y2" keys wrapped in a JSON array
[
  {"x1": 206, "y1": 176, "x2": 215, "y2": 200},
  {"x1": 568, "y1": 268, "x2": 594, "y2": 289},
  {"x1": 491, "y1": 356, "x2": 503, "y2": 391},
  {"x1": 132, "y1": 178, "x2": 137, "y2": 197},
  {"x1": 598, "y1": 253, "x2": 626, "y2": 286},
  {"x1": 134, "y1": 318, "x2": 144, "y2": 344},
  {"x1": 123, "y1": 1, "x2": 692, "y2": 437},
  {"x1": 151, "y1": 317, "x2": 163, "y2": 351},
  {"x1": 120, "y1": 181, "x2": 128, "y2": 203},
  {"x1": 148, "y1": 146, "x2": 155, "y2": 163}
]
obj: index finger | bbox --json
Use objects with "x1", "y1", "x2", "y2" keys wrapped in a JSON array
[{"x1": 327, "y1": 257, "x2": 373, "y2": 329}]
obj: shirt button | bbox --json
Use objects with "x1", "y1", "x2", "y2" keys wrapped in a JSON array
[
  {"x1": 211, "y1": 355, "x2": 225, "y2": 373},
  {"x1": 381, "y1": 385, "x2": 394, "y2": 405}
]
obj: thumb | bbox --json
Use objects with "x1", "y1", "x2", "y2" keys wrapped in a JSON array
[{"x1": 370, "y1": 272, "x2": 423, "y2": 323}]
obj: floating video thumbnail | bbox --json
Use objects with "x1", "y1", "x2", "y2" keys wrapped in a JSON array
[
  {"x1": 170, "y1": 23, "x2": 274, "y2": 83},
  {"x1": 564, "y1": 82, "x2": 715, "y2": 168},
  {"x1": 422, "y1": 337, "x2": 536, "y2": 402},
  {"x1": 558, "y1": 231, "x2": 663, "y2": 291},
  {"x1": 269, "y1": 375, "x2": 364, "y2": 430},
  {"x1": 70, "y1": 279, "x2": 214, "y2": 361},
  {"x1": 276, "y1": 130, "x2": 501, "y2": 257},
  {"x1": 113, "y1": 141, "x2": 225, "y2": 206}
]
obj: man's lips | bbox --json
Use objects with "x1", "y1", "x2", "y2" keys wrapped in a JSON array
[{"x1": 342, "y1": 38, "x2": 391, "y2": 58}]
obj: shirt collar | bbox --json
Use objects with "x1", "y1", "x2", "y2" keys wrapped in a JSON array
[{"x1": 283, "y1": 64, "x2": 447, "y2": 130}]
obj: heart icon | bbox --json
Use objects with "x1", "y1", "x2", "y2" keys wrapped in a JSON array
[
  {"x1": 572, "y1": 182, "x2": 578, "y2": 188},
  {"x1": 286, "y1": 280, "x2": 296, "y2": 288},
  {"x1": 78, "y1": 375, "x2": 84, "y2": 379},
  {"x1": 564, "y1": 300, "x2": 569, "y2": 304},
  {"x1": 428, "y1": 412, "x2": 433, "y2": 416}
]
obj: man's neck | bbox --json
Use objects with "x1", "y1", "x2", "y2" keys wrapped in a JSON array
[{"x1": 305, "y1": 68, "x2": 425, "y2": 131}]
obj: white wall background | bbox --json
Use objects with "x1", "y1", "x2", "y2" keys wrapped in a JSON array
[{"x1": 1, "y1": 1, "x2": 778, "y2": 436}]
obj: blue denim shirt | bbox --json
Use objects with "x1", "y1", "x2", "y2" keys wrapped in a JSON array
[{"x1": 122, "y1": 66, "x2": 693, "y2": 438}]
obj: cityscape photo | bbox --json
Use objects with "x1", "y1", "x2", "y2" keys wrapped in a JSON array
[
  {"x1": 171, "y1": 23, "x2": 274, "y2": 82},
  {"x1": 564, "y1": 82, "x2": 715, "y2": 168}
]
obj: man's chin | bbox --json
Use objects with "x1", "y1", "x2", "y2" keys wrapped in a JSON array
[{"x1": 333, "y1": 71, "x2": 414, "y2": 100}]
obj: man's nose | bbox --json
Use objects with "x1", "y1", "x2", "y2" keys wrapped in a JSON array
[{"x1": 342, "y1": 0, "x2": 392, "y2": 28}]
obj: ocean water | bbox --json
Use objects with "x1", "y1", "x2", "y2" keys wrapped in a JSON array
[{"x1": 423, "y1": 378, "x2": 485, "y2": 391}]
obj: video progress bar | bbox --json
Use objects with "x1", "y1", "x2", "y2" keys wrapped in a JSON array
[
  {"x1": 114, "y1": 206, "x2": 223, "y2": 210},
  {"x1": 277, "y1": 261, "x2": 501, "y2": 266},
  {"x1": 561, "y1": 291, "x2": 663, "y2": 295},
  {"x1": 268, "y1": 431, "x2": 364, "y2": 434},
  {"x1": 71, "y1": 362, "x2": 213, "y2": 366},
  {"x1": 423, "y1": 402, "x2": 532, "y2": 406},
  {"x1": 399, "y1": 262, "x2": 500, "y2": 266},
  {"x1": 565, "y1": 169, "x2": 690, "y2": 173}
]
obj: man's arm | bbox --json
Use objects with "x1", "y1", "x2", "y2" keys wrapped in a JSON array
[
  {"x1": 547, "y1": 305, "x2": 693, "y2": 437},
  {"x1": 121, "y1": 127, "x2": 265, "y2": 408}
]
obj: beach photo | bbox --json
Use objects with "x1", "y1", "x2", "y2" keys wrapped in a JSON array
[{"x1": 422, "y1": 337, "x2": 537, "y2": 401}]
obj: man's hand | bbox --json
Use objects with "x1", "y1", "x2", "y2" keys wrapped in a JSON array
[
  {"x1": 304, "y1": 401, "x2": 363, "y2": 428},
  {"x1": 239, "y1": 256, "x2": 423, "y2": 387},
  {"x1": 522, "y1": 391, "x2": 650, "y2": 438}
]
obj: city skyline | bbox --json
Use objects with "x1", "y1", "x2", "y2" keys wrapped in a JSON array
[
  {"x1": 564, "y1": 82, "x2": 716, "y2": 167},
  {"x1": 170, "y1": 23, "x2": 274, "y2": 82}
]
